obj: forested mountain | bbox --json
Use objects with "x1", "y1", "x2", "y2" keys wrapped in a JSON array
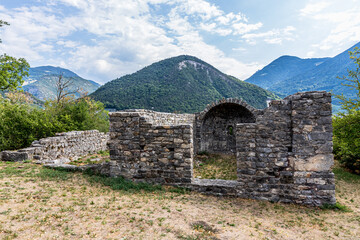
[
  {"x1": 245, "y1": 42, "x2": 360, "y2": 109},
  {"x1": 90, "y1": 55, "x2": 279, "y2": 113},
  {"x1": 23, "y1": 66, "x2": 100, "y2": 100}
]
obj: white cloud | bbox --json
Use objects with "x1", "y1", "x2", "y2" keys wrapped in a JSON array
[
  {"x1": 0, "y1": 0, "x2": 267, "y2": 83},
  {"x1": 232, "y1": 22, "x2": 263, "y2": 35},
  {"x1": 300, "y1": 1, "x2": 330, "y2": 16},
  {"x1": 300, "y1": 0, "x2": 360, "y2": 55},
  {"x1": 242, "y1": 26, "x2": 296, "y2": 45}
]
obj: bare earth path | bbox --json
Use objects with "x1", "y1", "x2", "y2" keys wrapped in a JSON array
[{"x1": 0, "y1": 162, "x2": 359, "y2": 240}]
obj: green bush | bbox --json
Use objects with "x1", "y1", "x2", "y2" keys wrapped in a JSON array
[
  {"x1": 45, "y1": 96, "x2": 109, "y2": 133},
  {"x1": 333, "y1": 110, "x2": 360, "y2": 174},
  {"x1": 0, "y1": 98, "x2": 54, "y2": 150},
  {"x1": 0, "y1": 94, "x2": 109, "y2": 151}
]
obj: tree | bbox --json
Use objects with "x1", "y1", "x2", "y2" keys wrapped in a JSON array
[
  {"x1": 336, "y1": 47, "x2": 360, "y2": 112},
  {"x1": 0, "y1": 54, "x2": 30, "y2": 91},
  {"x1": 0, "y1": 20, "x2": 30, "y2": 91},
  {"x1": 55, "y1": 74, "x2": 80, "y2": 103},
  {"x1": 0, "y1": 20, "x2": 9, "y2": 43}
]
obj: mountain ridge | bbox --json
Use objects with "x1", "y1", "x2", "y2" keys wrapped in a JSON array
[
  {"x1": 245, "y1": 41, "x2": 360, "y2": 109},
  {"x1": 90, "y1": 55, "x2": 280, "y2": 113}
]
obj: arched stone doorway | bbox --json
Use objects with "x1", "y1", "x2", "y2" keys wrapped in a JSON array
[{"x1": 199, "y1": 100, "x2": 256, "y2": 154}]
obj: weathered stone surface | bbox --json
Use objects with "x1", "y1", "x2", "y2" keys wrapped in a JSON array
[
  {"x1": 1, "y1": 151, "x2": 28, "y2": 162},
  {"x1": 290, "y1": 154, "x2": 334, "y2": 171}
]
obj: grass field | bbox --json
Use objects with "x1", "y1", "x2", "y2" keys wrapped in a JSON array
[{"x1": 0, "y1": 160, "x2": 359, "y2": 240}]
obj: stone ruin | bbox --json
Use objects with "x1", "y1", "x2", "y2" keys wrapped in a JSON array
[
  {"x1": 107, "y1": 91, "x2": 336, "y2": 206},
  {"x1": 0, "y1": 91, "x2": 335, "y2": 206},
  {"x1": 1, "y1": 130, "x2": 109, "y2": 164}
]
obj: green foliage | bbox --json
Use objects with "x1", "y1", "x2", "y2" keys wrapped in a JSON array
[
  {"x1": 0, "y1": 54, "x2": 30, "y2": 91},
  {"x1": 0, "y1": 94, "x2": 109, "y2": 151},
  {"x1": 0, "y1": 96, "x2": 54, "y2": 151},
  {"x1": 83, "y1": 169, "x2": 162, "y2": 192},
  {"x1": 45, "y1": 96, "x2": 109, "y2": 133},
  {"x1": 333, "y1": 165, "x2": 360, "y2": 183},
  {"x1": 37, "y1": 167, "x2": 75, "y2": 181},
  {"x1": 333, "y1": 48, "x2": 360, "y2": 174},
  {"x1": 320, "y1": 202, "x2": 351, "y2": 212},
  {"x1": 91, "y1": 55, "x2": 279, "y2": 113},
  {"x1": 333, "y1": 111, "x2": 360, "y2": 174},
  {"x1": 336, "y1": 47, "x2": 360, "y2": 112}
]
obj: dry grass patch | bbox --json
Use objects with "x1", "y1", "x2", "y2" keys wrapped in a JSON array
[
  {"x1": 193, "y1": 153, "x2": 237, "y2": 180},
  {"x1": 0, "y1": 161, "x2": 359, "y2": 239},
  {"x1": 69, "y1": 150, "x2": 110, "y2": 166}
]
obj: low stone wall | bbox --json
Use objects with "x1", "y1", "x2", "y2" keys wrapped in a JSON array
[{"x1": 1, "y1": 130, "x2": 109, "y2": 163}]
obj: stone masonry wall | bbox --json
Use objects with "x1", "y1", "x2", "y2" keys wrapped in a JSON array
[
  {"x1": 1, "y1": 130, "x2": 109, "y2": 163},
  {"x1": 236, "y1": 91, "x2": 335, "y2": 205},
  {"x1": 288, "y1": 92, "x2": 335, "y2": 205},
  {"x1": 108, "y1": 91, "x2": 335, "y2": 206},
  {"x1": 108, "y1": 111, "x2": 194, "y2": 184}
]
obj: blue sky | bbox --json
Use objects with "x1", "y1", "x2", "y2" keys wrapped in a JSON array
[{"x1": 0, "y1": 0, "x2": 359, "y2": 84}]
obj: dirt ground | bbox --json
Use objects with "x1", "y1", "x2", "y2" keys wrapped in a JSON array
[{"x1": 0, "y1": 161, "x2": 359, "y2": 240}]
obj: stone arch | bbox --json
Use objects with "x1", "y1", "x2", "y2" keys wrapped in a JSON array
[{"x1": 198, "y1": 98, "x2": 257, "y2": 154}]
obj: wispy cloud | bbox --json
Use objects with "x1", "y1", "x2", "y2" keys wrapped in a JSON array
[
  {"x1": 300, "y1": 1, "x2": 330, "y2": 16},
  {"x1": 0, "y1": 0, "x2": 269, "y2": 82},
  {"x1": 242, "y1": 26, "x2": 296, "y2": 45},
  {"x1": 300, "y1": 0, "x2": 360, "y2": 55}
]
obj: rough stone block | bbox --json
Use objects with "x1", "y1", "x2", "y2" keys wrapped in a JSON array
[
  {"x1": 1, "y1": 151, "x2": 29, "y2": 162},
  {"x1": 290, "y1": 154, "x2": 334, "y2": 171}
]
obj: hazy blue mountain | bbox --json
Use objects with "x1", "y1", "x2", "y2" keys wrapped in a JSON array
[
  {"x1": 270, "y1": 42, "x2": 360, "y2": 97},
  {"x1": 245, "y1": 41, "x2": 360, "y2": 110},
  {"x1": 90, "y1": 55, "x2": 280, "y2": 113},
  {"x1": 246, "y1": 56, "x2": 329, "y2": 92},
  {"x1": 23, "y1": 66, "x2": 100, "y2": 100}
]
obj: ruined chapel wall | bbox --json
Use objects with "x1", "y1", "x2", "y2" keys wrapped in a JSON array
[
  {"x1": 236, "y1": 91, "x2": 335, "y2": 205},
  {"x1": 288, "y1": 91, "x2": 335, "y2": 205},
  {"x1": 108, "y1": 91, "x2": 335, "y2": 206},
  {"x1": 236, "y1": 99, "x2": 293, "y2": 202},
  {"x1": 108, "y1": 111, "x2": 193, "y2": 184}
]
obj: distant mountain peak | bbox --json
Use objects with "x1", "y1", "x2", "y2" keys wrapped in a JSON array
[{"x1": 90, "y1": 55, "x2": 279, "y2": 113}]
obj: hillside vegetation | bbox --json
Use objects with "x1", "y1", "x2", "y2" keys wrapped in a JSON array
[{"x1": 91, "y1": 55, "x2": 279, "y2": 113}]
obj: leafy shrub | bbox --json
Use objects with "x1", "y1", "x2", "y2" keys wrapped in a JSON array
[
  {"x1": 333, "y1": 110, "x2": 360, "y2": 174},
  {"x1": 45, "y1": 96, "x2": 109, "y2": 133},
  {"x1": 0, "y1": 93, "x2": 109, "y2": 151},
  {"x1": 0, "y1": 98, "x2": 55, "y2": 150}
]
